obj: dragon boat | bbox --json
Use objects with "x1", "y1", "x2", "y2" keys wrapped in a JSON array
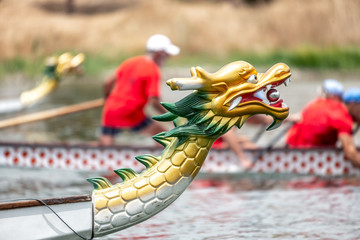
[
  {"x1": 0, "y1": 60, "x2": 335, "y2": 239},
  {"x1": 0, "y1": 142, "x2": 359, "y2": 176},
  {"x1": 0, "y1": 52, "x2": 85, "y2": 114}
]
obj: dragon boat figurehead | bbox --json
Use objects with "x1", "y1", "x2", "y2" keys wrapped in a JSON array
[
  {"x1": 19, "y1": 52, "x2": 85, "y2": 107},
  {"x1": 165, "y1": 61, "x2": 291, "y2": 137},
  {"x1": 87, "y1": 61, "x2": 291, "y2": 238},
  {"x1": 56, "y1": 52, "x2": 85, "y2": 76}
]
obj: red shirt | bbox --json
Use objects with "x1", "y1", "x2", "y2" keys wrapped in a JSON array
[
  {"x1": 286, "y1": 98, "x2": 353, "y2": 148},
  {"x1": 212, "y1": 138, "x2": 225, "y2": 149},
  {"x1": 102, "y1": 56, "x2": 161, "y2": 127}
]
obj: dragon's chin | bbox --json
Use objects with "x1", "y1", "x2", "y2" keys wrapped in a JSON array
[
  {"x1": 265, "y1": 119, "x2": 284, "y2": 130},
  {"x1": 227, "y1": 100, "x2": 289, "y2": 118},
  {"x1": 232, "y1": 100, "x2": 289, "y2": 130}
]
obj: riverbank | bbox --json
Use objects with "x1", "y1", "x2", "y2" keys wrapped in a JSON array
[
  {"x1": 1, "y1": 0, "x2": 360, "y2": 77},
  {"x1": 2, "y1": 46, "x2": 360, "y2": 78}
]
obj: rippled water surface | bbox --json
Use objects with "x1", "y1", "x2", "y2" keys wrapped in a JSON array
[
  {"x1": 109, "y1": 181, "x2": 360, "y2": 240},
  {"x1": 1, "y1": 167, "x2": 359, "y2": 240}
]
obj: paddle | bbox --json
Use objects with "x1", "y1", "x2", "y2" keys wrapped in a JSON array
[
  {"x1": 353, "y1": 124, "x2": 360, "y2": 135},
  {"x1": 264, "y1": 122, "x2": 295, "y2": 151},
  {"x1": 251, "y1": 124, "x2": 268, "y2": 143},
  {"x1": 0, "y1": 98, "x2": 104, "y2": 129},
  {"x1": 250, "y1": 122, "x2": 295, "y2": 165}
]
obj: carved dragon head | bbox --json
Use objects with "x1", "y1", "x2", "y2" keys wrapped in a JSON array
[
  {"x1": 44, "y1": 52, "x2": 85, "y2": 77},
  {"x1": 154, "y1": 61, "x2": 290, "y2": 141},
  {"x1": 57, "y1": 52, "x2": 85, "y2": 75}
]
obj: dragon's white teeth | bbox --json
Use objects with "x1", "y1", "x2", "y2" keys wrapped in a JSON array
[
  {"x1": 266, "y1": 85, "x2": 272, "y2": 91},
  {"x1": 282, "y1": 102, "x2": 288, "y2": 108},
  {"x1": 284, "y1": 78, "x2": 291, "y2": 87},
  {"x1": 254, "y1": 89, "x2": 271, "y2": 105},
  {"x1": 254, "y1": 89, "x2": 267, "y2": 101},
  {"x1": 263, "y1": 99, "x2": 270, "y2": 105},
  {"x1": 229, "y1": 96, "x2": 242, "y2": 111}
]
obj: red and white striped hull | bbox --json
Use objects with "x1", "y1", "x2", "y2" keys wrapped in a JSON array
[{"x1": 0, "y1": 142, "x2": 359, "y2": 176}]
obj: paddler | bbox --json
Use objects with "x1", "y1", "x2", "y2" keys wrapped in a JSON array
[
  {"x1": 99, "y1": 34, "x2": 180, "y2": 146},
  {"x1": 286, "y1": 79, "x2": 360, "y2": 167}
]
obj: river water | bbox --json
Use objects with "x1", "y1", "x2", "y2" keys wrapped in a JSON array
[
  {"x1": 111, "y1": 178, "x2": 360, "y2": 240},
  {"x1": 1, "y1": 167, "x2": 359, "y2": 240},
  {"x1": 0, "y1": 66, "x2": 360, "y2": 239}
]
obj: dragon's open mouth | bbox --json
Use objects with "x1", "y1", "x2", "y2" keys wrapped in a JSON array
[
  {"x1": 228, "y1": 77, "x2": 290, "y2": 111},
  {"x1": 249, "y1": 77, "x2": 289, "y2": 108}
]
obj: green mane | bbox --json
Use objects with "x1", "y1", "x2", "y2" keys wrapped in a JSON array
[{"x1": 153, "y1": 91, "x2": 243, "y2": 146}]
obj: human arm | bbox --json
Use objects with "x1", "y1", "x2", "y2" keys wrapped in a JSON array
[
  {"x1": 221, "y1": 129, "x2": 254, "y2": 170},
  {"x1": 285, "y1": 112, "x2": 302, "y2": 123},
  {"x1": 148, "y1": 97, "x2": 167, "y2": 114},
  {"x1": 247, "y1": 115, "x2": 272, "y2": 125},
  {"x1": 338, "y1": 133, "x2": 360, "y2": 167},
  {"x1": 103, "y1": 75, "x2": 116, "y2": 98}
]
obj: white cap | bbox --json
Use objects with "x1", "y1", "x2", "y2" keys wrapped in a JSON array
[
  {"x1": 322, "y1": 78, "x2": 344, "y2": 96},
  {"x1": 146, "y1": 34, "x2": 180, "y2": 56}
]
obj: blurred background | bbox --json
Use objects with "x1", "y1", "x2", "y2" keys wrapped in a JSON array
[
  {"x1": 1, "y1": 3, "x2": 360, "y2": 239},
  {"x1": 1, "y1": 0, "x2": 360, "y2": 71}
]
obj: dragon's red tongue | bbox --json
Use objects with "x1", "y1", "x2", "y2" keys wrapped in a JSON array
[{"x1": 270, "y1": 99, "x2": 283, "y2": 108}]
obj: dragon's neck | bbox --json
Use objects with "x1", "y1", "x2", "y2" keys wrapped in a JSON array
[
  {"x1": 92, "y1": 135, "x2": 215, "y2": 237},
  {"x1": 44, "y1": 65, "x2": 60, "y2": 81}
]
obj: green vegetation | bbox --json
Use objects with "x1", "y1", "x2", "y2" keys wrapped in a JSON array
[
  {"x1": 171, "y1": 46, "x2": 360, "y2": 70},
  {"x1": 233, "y1": 46, "x2": 360, "y2": 70},
  {"x1": 0, "y1": 53, "x2": 132, "y2": 78},
  {"x1": 1, "y1": 46, "x2": 360, "y2": 78},
  {"x1": 0, "y1": 57, "x2": 44, "y2": 78},
  {"x1": 81, "y1": 54, "x2": 130, "y2": 75}
]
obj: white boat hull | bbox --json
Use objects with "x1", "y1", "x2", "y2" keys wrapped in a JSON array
[
  {"x1": 0, "y1": 196, "x2": 93, "y2": 240},
  {"x1": 0, "y1": 99, "x2": 24, "y2": 114}
]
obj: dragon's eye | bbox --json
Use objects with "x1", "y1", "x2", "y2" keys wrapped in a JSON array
[{"x1": 247, "y1": 74, "x2": 258, "y2": 84}]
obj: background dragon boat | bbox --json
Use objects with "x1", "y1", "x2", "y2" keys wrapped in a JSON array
[
  {"x1": 0, "y1": 52, "x2": 85, "y2": 114},
  {"x1": 0, "y1": 142, "x2": 359, "y2": 177},
  {"x1": 0, "y1": 60, "x2": 358, "y2": 240}
]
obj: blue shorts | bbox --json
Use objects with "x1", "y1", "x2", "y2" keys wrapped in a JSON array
[{"x1": 101, "y1": 117, "x2": 152, "y2": 136}]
